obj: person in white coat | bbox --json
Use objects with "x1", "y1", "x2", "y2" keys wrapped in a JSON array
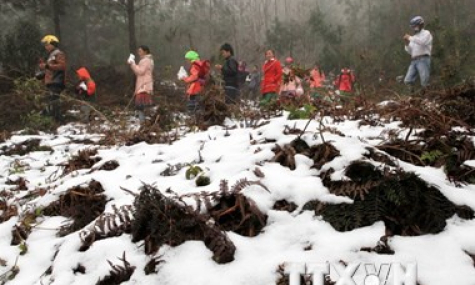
[{"x1": 403, "y1": 16, "x2": 433, "y2": 88}]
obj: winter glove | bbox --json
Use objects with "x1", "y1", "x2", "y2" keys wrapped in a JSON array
[{"x1": 127, "y1": 54, "x2": 135, "y2": 64}]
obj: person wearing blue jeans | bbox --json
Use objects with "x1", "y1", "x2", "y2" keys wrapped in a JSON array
[
  {"x1": 403, "y1": 16, "x2": 433, "y2": 88},
  {"x1": 404, "y1": 55, "x2": 431, "y2": 87}
]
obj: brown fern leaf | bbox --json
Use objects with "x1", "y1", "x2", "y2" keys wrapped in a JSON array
[
  {"x1": 360, "y1": 237, "x2": 395, "y2": 255},
  {"x1": 131, "y1": 184, "x2": 236, "y2": 263},
  {"x1": 324, "y1": 179, "x2": 381, "y2": 200},
  {"x1": 203, "y1": 227, "x2": 236, "y2": 264},
  {"x1": 308, "y1": 143, "x2": 340, "y2": 170},
  {"x1": 203, "y1": 194, "x2": 214, "y2": 212},
  {"x1": 79, "y1": 230, "x2": 96, "y2": 252},
  {"x1": 64, "y1": 148, "x2": 101, "y2": 175},
  {"x1": 220, "y1": 180, "x2": 230, "y2": 197},
  {"x1": 144, "y1": 255, "x2": 164, "y2": 275},
  {"x1": 364, "y1": 147, "x2": 397, "y2": 167},
  {"x1": 231, "y1": 178, "x2": 269, "y2": 194},
  {"x1": 96, "y1": 252, "x2": 135, "y2": 285},
  {"x1": 11, "y1": 224, "x2": 29, "y2": 246},
  {"x1": 271, "y1": 144, "x2": 297, "y2": 170},
  {"x1": 194, "y1": 195, "x2": 203, "y2": 214},
  {"x1": 253, "y1": 167, "x2": 265, "y2": 178},
  {"x1": 79, "y1": 205, "x2": 135, "y2": 251}
]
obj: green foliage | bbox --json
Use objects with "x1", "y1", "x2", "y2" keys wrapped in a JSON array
[
  {"x1": 307, "y1": 9, "x2": 344, "y2": 69},
  {"x1": 421, "y1": 150, "x2": 444, "y2": 164},
  {"x1": 308, "y1": 9, "x2": 342, "y2": 46},
  {"x1": 21, "y1": 111, "x2": 55, "y2": 132},
  {"x1": 186, "y1": 165, "x2": 203, "y2": 180},
  {"x1": 0, "y1": 20, "x2": 42, "y2": 76},
  {"x1": 195, "y1": 175, "x2": 211, "y2": 187},
  {"x1": 8, "y1": 162, "x2": 26, "y2": 175},
  {"x1": 34, "y1": 207, "x2": 44, "y2": 217},
  {"x1": 286, "y1": 104, "x2": 316, "y2": 120},
  {"x1": 14, "y1": 77, "x2": 44, "y2": 97},
  {"x1": 19, "y1": 242, "x2": 28, "y2": 255},
  {"x1": 9, "y1": 77, "x2": 55, "y2": 132},
  {"x1": 429, "y1": 17, "x2": 475, "y2": 85}
]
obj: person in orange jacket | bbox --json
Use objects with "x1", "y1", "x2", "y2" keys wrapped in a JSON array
[
  {"x1": 75, "y1": 67, "x2": 96, "y2": 122},
  {"x1": 260, "y1": 49, "x2": 282, "y2": 106},
  {"x1": 181, "y1": 50, "x2": 210, "y2": 113}
]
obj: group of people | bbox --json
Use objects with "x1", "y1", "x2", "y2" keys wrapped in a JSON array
[
  {"x1": 36, "y1": 15, "x2": 432, "y2": 123},
  {"x1": 37, "y1": 35, "x2": 96, "y2": 123},
  {"x1": 258, "y1": 52, "x2": 358, "y2": 106}
]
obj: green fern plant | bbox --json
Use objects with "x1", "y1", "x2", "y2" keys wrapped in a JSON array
[
  {"x1": 287, "y1": 104, "x2": 316, "y2": 120},
  {"x1": 21, "y1": 111, "x2": 54, "y2": 132},
  {"x1": 185, "y1": 165, "x2": 203, "y2": 180},
  {"x1": 420, "y1": 150, "x2": 444, "y2": 164}
]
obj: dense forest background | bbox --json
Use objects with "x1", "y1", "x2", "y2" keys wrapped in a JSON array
[{"x1": 0, "y1": 0, "x2": 474, "y2": 94}]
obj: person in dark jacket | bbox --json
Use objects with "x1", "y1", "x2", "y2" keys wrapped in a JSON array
[
  {"x1": 215, "y1": 43, "x2": 240, "y2": 105},
  {"x1": 39, "y1": 35, "x2": 66, "y2": 121},
  {"x1": 237, "y1": 60, "x2": 249, "y2": 89},
  {"x1": 247, "y1": 65, "x2": 261, "y2": 100}
]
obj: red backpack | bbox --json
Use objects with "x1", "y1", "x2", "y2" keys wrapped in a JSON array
[{"x1": 193, "y1": 60, "x2": 211, "y2": 85}]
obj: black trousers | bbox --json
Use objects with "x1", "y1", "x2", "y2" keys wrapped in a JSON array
[
  {"x1": 187, "y1": 95, "x2": 200, "y2": 113},
  {"x1": 224, "y1": 86, "x2": 240, "y2": 105},
  {"x1": 45, "y1": 85, "x2": 64, "y2": 121}
]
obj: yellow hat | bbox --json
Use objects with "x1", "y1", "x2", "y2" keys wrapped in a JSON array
[{"x1": 41, "y1": 35, "x2": 59, "y2": 45}]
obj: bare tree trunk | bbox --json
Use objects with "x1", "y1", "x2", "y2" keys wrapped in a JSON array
[
  {"x1": 251, "y1": 0, "x2": 259, "y2": 40},
  {"x1": 32, "y1": 0, "x2": 38, "y2": 23},
  {"x1": 209, "y1": 0, "x2": 213, "y2": 55},
  {"x1": 127, "y1": 0, "x2": 137, "y2": 52},
  {"x1": 232, "y1": 12, "x2": 239, "y2": 58},
  {"x1": 285, "y1": 0, "x2": 291, "y2": 56},
  {"x1": 82, "y1": 0, "x2": 89, "y2": 63},
  {"x1": 314, "y1": 0, "x2": 319, "y2": 64},
  {"x1": 262, "y1": 0, "x2": 268, "y2": 33},
  {"x1": 52, "y1": 0, "x2": 61, "y2": 38},
  {"x1": 188, "y1": 33, "x2": 194, "y2": 51},
  {"x1": 137, "y1": 0, "x2": 143, "y2": 41},
  {"x1": 237, "y1": 2, "x2": 244, "y2": 58},
  {"x1": 284, "y1": 0, "x2": 288, "y2": 21}
]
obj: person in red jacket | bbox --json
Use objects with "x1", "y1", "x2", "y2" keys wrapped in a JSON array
[
  {"x1": 75, "y1": 67, "x2": 96, "y2": 122},
  {"x1": 260, "y1": 49, "x2": 282, "y2": 106},
  {"x1": 334, "y1": 68, "x2": 355, "y2": 96},
  {"x1": 309, "y1": 63, "x2": 326, "y2": 99}
]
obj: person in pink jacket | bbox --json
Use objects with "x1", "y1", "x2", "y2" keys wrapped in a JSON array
[
  {"x1": 280, "y1": 69, "x2": 303, "y2": 99},
  {"x1": 128, "y1": 45, "x2": 154, "y2": 123}
]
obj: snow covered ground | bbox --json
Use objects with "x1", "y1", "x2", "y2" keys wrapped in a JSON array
[{"x1": 1, "y1": 113, "x2": 475, "y2": 285}]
